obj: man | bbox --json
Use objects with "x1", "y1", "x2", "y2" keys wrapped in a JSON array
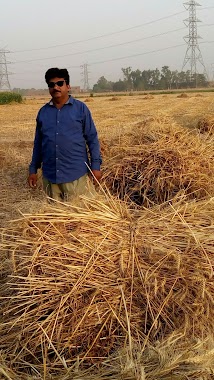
[{"x1": 28, "y1": 67, "x2": 102, "y2": 201}]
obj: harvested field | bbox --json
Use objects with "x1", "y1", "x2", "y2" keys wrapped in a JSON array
[
  {"x1": 0, "y1": 93, "x2": 214, "y2": 379},
  {"x1": 102, "y1": 117, "x2": 214, "y2": 205}
]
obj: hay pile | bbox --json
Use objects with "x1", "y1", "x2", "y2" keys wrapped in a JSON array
[
  {"x1": 84, "y1": 98, "x2": 94, "y2": 103},
  {"x1": 0, "y1": 195, "x2": 214, "y2": 378},
  {"x1": 177, "y1": 93, "x2": 188, "y2": 98},
  {"x1": 143, "y1": 94, "x2": 154, "y2": 100},
  {"x1": 101, "y1": 117, "x2": 214, "y2": 205},
  {"x1": 197, "y1": 116, "x2": 214, "y2": 134},
  {"x1": 109, "y1": 97, "x2": 120, "y2": 101}
]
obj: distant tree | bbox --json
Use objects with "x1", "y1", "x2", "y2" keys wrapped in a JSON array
[
  {"x1": 161, "y1": 66, "x2": 173, "y2": 89},
  {"x1": 93, "y1": 76, "x2": 113, "y2": 92},
  {"x1": 195, "y1": 73, "x2": 208, "y2": 88},
  {"x1": 150, "y1": 69, "x2": 161, "y2": 89},
  {"x1": 177, "y1": 71, "x2": 187, "y2": 88},
  {"x1": 92, "y1": 66, "x2": 208, "y2": 92},
  {"x1": 121, "y1": 67, "x2": 133, "y2": 90},
  {"x1": 130, "y1": 69, "x2": 144, "y2": 90},
  {"x1": 112, "y1": 80, "x2": 127, "y2": 92}
]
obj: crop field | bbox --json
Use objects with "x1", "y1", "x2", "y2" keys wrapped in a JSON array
[
  {"x1": 0, "y1": 93, "x2": 214, "y2": 380},
  {"x1": 0, "y1": 92, "x2": 213, "y2": 224}
]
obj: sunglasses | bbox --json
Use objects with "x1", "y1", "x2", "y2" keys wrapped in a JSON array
[{"x1": 48, "y1": 80, "x2": 67, "y2": 88}]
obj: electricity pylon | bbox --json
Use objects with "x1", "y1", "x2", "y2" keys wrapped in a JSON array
[
  {"x1": 182, "y1": 1, "x2": 208, "y2": 85},
  {"x1": 0, "y1": 49, "x2": 11, "y2": 91},
  {"x1": 81, "y1": 63, "x2": 90, "y2": 92}
]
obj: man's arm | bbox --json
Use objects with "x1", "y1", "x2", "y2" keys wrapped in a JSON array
[
  {"x1": 83, "y1": 106, "x2": 102, "y2": 182},
  {"x1": 28, "y1": 118, "x2": 43, "y2": 188}
]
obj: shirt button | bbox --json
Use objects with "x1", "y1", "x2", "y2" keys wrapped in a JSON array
[
  {"x1": 56, "y1": 145, "x2": 58, "y2": 147},
  {"x1": 57, "y1": 170, "x2": 59, "y2": 172},
  {"x1": 56, "y1": 133, "x2": 59, "y2": 135},
  {"x1": 56, "y1": 157, "x2": 58, "y2": 160},
  {"x1": 57, "y1": 121, "x2": 59, "y2": 123}
]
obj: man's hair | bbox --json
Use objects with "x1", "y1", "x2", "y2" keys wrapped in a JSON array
[{"x1": 45, "y1": 68, "x2": 70, "y2": 85}]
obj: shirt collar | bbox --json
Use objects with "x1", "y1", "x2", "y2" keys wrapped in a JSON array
[{"x1": 49, "y1": 95, "x2": 74, "y2": 106}]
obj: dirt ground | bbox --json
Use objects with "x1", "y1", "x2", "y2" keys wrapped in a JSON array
[{"x1": 1, "y1": 92, "x2": 214, "y2": 226}]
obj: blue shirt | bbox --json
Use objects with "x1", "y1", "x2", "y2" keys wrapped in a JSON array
[{"x1": 29, "y1": 96, "x2": 102, "y2": 184}]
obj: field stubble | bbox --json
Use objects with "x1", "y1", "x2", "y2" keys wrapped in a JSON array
[{"x1": 0, "y1": 94, "x2": 214, "y2": 379}]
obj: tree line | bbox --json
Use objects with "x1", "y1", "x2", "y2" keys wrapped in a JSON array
[{"x1": 93, "y1": 66, "x2": 208, "y2": 93}]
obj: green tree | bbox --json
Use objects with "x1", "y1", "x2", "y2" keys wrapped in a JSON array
[
  {"x1": 112, "y1": 80, "x2": 127, "y2": 92},
  {"x1": 161, "y1": 66, "x2": 173, "y2": 89},
  {"x1": 121, "y1": 67, "x2": 133, "y2": 90},
  {"x1": 130, "y1": 69, "x2": 144, "y2": 90},
  {"x1": 93, "y1": 76, "x2": 113, "y2": 92}
]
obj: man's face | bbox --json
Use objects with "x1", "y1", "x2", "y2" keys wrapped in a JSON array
[{"x1": 48, "y1": 77, "x2": 70, "y2": 100}]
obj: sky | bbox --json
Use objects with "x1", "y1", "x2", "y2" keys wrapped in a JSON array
[{"x1": 0, "y1": 0, "x2": 214, "y2": 89}]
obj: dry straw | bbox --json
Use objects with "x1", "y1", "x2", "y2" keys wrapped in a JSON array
[
  {"x1": 177, "y1": 93, "x2": 188, "y2": 98},
  {"x1": 84, "y1": 98, "x2": 94, "y2": 103},
  {"x1": 0, "y1": 194, "x2": 214, "y2": 378},
  {"x1": 109, "y1": 97, "x2": 121, "y2": 101},
  {"x1": 197, "y1": 116, "x2": 214, "y2": 135},
  {"x1": 101, "y1": 117, "x2": 214, "y2": 205},
  {"x1": 143, "y1": 94, "x2": 154, "y2": 100}
]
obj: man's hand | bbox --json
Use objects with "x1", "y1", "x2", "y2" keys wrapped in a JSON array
[
  {"x1": 91, "y1": 170, "x2": 102, "y2": 183},
  {"x1": 28, "y1": 173, "x2": 38, "y2": 188}
]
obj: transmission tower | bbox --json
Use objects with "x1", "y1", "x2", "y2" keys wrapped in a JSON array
[
  {"x1": 0, "y1": 49, "x2": 11, "y2": 91},
  {"x1": 81, "y1": 63, "x2": 90, "y2": 92},
  {"x1": 182, "y1": 1, "x2": 208, "y2": 85}
]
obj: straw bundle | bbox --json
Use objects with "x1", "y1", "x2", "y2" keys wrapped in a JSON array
[
  {"x1": 197, "y1": 116, "x2": 214, "y2": 134},
  {"x1": 101, "y1": 118, "x2": 214, "y2": 205},
  {"x1": 109, "y1": 97, "x2": 120, "y2": 101},
  {"x1": 0, "y1": 195, "x2": 214, "y2": 377},
  {"x1": 0, "y1": 334, "x2": 214, "y2": 380},
  {"x1": 84, "y1": 98, "x2": 94, "y2": 103},
  {"x1": 143, "y1": 94, "x2": 154, "y2": 100},
  {"x1": 177, "y1": 93, "x2": 188, "y2": 98}
]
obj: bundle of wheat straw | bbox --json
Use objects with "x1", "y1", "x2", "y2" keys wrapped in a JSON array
[
  {"x1": 0, "y1": 334, "x2": 214, "y2": 380},
  {"x1": 101, "y1": 118, "x2": 214, "y2": 205},
  {"x1": 197, "y1": 116, "x2": 214, "y2": 135},
  {"x1": 0, "y1": 195, "x2": 213, "y2": 377},
  {"x1": 177, "y1": 93, "x2": 188, "y2": 98},
  {"x1": 109, "y1": 97, "x2": 120, "y2": 101},
  {"x1": 143, "y1": 94, "x2": 154, "y2": 100}
]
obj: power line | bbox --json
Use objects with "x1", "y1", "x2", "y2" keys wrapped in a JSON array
[
  {"x1": 73, "y1": 40, "x2": 214, "y2": 67},
  {"x1": 8, "y1": 6, "x2": 214, "y2": 55},
  {"x1": 70, "y1": 44, "x2": 187, "y2": 67},
  {"x1": 11, "y1": 39, "x2": 214, "y2": 74},
  {"x1": 10, "y1": 39, "x2": 214, "y2": 88},
  {"x1": 9, "y1": 10, "x2": 187, "y2": 53},
  {"x1": 11, "y1": 27, "x2": 186, "y2": 64},
  {"x1": 10, "y1": 22, "x2": 214, "y2": 65}
]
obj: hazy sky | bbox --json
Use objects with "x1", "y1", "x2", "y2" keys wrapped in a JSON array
[{"x1": 1, "y1": 0, "x2": 214, "y2": 89}]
